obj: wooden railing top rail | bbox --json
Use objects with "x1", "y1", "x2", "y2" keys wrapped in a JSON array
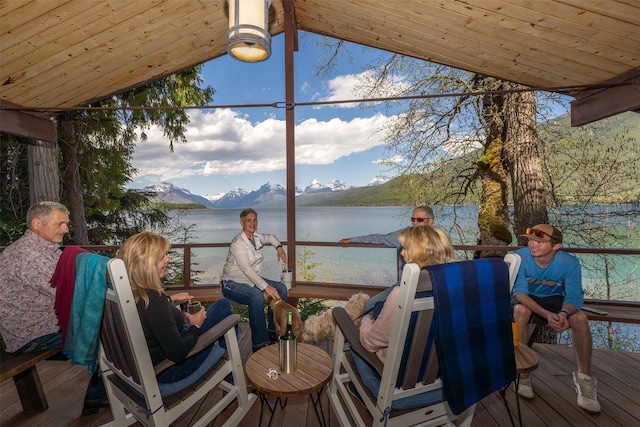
[
  {"x1": 1, "y1": 242, "x2": 638, "y2": 308},
  {"x1": 2, "y1": 241, "x2": 640, "y2": 255}
]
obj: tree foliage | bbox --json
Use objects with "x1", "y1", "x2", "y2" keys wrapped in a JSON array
[
  {"x1": 1, "y1": 67, "x2": 214, "y2": 246},
  {"x1": 311, "y1": 34, "x2": 639, "y2": 252},
  {"x1": 0, "y1": 135, "x2": 31, "y2": 243},
  {"x1": 323, "y1": 49, "x2": 550, "y2": 247}
]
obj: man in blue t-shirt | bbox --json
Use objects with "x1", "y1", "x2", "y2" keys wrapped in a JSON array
[{"x1": 512, "y1": 224, "x2": 601, "y2": 413}]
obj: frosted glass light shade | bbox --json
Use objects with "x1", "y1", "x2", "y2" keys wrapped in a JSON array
[{"x1": 226, "y1": 0, "x2": 272, "y2": 62}]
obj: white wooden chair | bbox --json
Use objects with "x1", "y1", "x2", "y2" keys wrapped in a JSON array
[
  {"x1": 99, "y1": 258, "x2": 256, "y2": 427},
  {"x1": 329, "y1": 260, "x2": 515, "y2": 427},
  {"x1": 504, "y1": 252, "x2": 521, "y2": 291}
]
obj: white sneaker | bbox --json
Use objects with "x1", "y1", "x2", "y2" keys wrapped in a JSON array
[
  {"x1": 573, "y1": 372, "x2": 601, "y2": 413},
  {"x1": 517, "y1": 373, "x2": 534, "y2": 399}
]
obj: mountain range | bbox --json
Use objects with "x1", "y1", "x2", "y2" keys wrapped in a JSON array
[
  {"x1": 140, "y1": 112, "x2": 640, "y2": 209},
  {"x1": 140, "y1": 179, "x2": 379, "y2": 208}
]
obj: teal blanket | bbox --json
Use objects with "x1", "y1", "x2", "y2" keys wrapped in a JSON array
[{"x1": 64, "y1": 252, "x2": 109, "y2": 374}]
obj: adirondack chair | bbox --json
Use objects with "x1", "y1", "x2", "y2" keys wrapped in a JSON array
[
  {"x1": 329, "y1": 260, "x2": 516, "y2": 427},
  {"x1": 98, "y1": 258, "x2": 256, "y2": 427},
  {"x1": 504, "y1": 253, "x2": 521, "y2": 290}
]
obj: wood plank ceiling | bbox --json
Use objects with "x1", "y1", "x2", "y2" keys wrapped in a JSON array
[{"x1": 1, "y1": 0, "x2": 639, "y2": 141}]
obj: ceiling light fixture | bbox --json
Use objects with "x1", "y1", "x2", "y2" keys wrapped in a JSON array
[{"x1": 226, "y1": 0, "x2": 272, "y2": 63}]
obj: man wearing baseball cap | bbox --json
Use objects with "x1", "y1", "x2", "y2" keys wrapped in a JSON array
[{"x1": 512, "y1": 224, "x2": 601, "y2": 413}]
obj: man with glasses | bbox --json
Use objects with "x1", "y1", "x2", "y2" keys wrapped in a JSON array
[
  {"x1": 512, "y1": 224, "x2": 601, "y2": 413},
  {"x1": 339, "y1": 205, "x2": 434, "y2": 310}
]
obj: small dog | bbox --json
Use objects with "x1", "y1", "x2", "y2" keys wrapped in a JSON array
[
  {"x1": 302, "y1": 292, "x2": 370, "y2": 343},
  {"x1": 265, "y1": 293, "x2": 303, "y2": 342}
]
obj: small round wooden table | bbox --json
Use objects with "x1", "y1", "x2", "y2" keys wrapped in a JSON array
[{"x1": 245, "y1": 343, "x2": 333, "y2": 427}]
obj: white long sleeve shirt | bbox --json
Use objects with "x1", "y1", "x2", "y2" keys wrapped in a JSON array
[{"x1": 221, "y1": 231, "x2": 281, "y2": 291}]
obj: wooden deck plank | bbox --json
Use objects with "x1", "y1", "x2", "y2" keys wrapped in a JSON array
[
  {"x1": 525, "y1": 346, "x2": 601, "y2": 427},
  {"x1": 2, "y1": 323, "x2": 638, "y2": 427}
]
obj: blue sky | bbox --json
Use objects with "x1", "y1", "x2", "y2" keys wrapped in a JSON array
[
  {"x1": 130, "y1": 33, "x2": 405, "y2": 197},
  {"x1": 129, "y1": 32, "x2": 571, "y2": 197}
]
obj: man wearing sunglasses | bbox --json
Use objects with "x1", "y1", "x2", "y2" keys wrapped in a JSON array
[
  {"x1": 512, "y1": 224, "x2": 601, "y2": 413},
  {"x1": 338, "y1": 205, "x2": 434, "y2": 310}
]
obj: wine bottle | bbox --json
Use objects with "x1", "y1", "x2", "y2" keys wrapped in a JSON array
[{"x1": 281, "y1": 311, "x2": 296, "y2": 340}]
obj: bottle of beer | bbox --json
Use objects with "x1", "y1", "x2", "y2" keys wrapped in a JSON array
[{"x1": 279, "y1": 311, "x2": 297, "y2": 372}]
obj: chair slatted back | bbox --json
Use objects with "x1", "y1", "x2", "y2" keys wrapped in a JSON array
[
  {"x1": 401, "y1": 310, "x2": 429, "y2": 389},
  {"x1": 330, "y1": 260, "x2": 513, "y2": 426},
  {"x1": 376, "y1": 265, "x2": 442, "y2": 413},
  {"x1": 100, "y1": 297, "x2": 140, "y2": 384},
  {"x1": 385, "y1": 268, "x2": 438, "y2": 392},
  {"x1": 99, "y1": 259, "x2": 163, "y2": 411}
]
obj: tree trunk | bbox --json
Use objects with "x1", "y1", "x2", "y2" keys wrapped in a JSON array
[
  {"x1": 476, "y1": 87, "x2": 512, "y2": 258},
  {"x1": 27, "y1": 140, "x2": 60, "y2": 204},
  {"x1": 503, "y1": 83, "x2": 549, "y2": 245},
  {"x1": 60, "y1": 120, "x2": 89, "y2": 245},
  {"x1": 503, "y1": 84, "x2": 556, "y2": 344}
]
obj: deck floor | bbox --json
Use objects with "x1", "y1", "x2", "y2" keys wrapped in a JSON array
[{"x1": 2, "y1": 323, "x2": 638, "y2": 427}]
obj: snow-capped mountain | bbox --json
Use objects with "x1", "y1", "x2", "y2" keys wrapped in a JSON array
[
  {"x1": 208, "y1": 187, "x2": 249, "y2": 207},
  {"x1": 209, "y1": 182, "x2": 286, "y2": 208},
  {"x1": 203, "y1": 192, "x2": 226, "y2": 202},
  {"x1": 368, "y1": 177, "x2": 387, "y2": 186},
  {"x1": 303, "y1": 179, "x2": 352, "y2": 193},
  {"x1": 140, "y1": 183, "x2": 213, "y2": 207},
  {"x1": 141, "y1": 179, "x2": 355, "y2": 208}
]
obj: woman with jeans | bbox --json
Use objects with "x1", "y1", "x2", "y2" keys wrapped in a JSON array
[
  {"x1": 221, "y1": 208, "x2": 289, "y2": 352},
  {"x1": 117, "y1": 231, "x2": 233, "y2": 388}
]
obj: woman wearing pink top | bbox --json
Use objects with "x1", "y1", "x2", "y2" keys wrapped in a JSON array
[{"x1": 353, "y1": 225, "x2": 455, "y2": 410}]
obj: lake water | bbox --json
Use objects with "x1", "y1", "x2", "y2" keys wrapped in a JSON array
[
  {"x1": 170, "y1": 205, "x2": 639, "y2": 350},
  {"x1": 171, "y1": 206, "x2": 478, "y2": 287},
  {"x1": 170, "y1": 206, "x2": 639, "y2": 300}
]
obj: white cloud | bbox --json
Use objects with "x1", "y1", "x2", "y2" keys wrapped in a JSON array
[
  {"x1": 132, "y1": 109, "x2": 394, "y2": 182},
  {"x1": 312, "y1": 70, "x2": 412, "y2": 109},
  {"x1": 373, "y1": 155, "x2": 403, "y2": 165},
  {"x1": 313, "y1": 73, "x2": 364, "y2": 108}
]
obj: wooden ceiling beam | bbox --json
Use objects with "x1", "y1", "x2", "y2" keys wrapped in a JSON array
[
  {"x1": 0, "y1": 101, "x2": 56, "y2": 142},
  {"x1": 571, "y1": 67, "x2": 640, "y2": 126}
]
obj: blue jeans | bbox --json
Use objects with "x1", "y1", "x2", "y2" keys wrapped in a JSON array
[
  {"x1": 351, "y1": 350, "x2": 444, "y2": 410},
  {"x1": 364, "y1": 284, "x2": 398, "y2": 314},
  {"x1": 16, "y1": 331, "x2": 62, "y2": 352},
  {"x1": 221, "y1": 278, "x2": 288, "y2": 349},
  {"x1": 156, "y1": 299, "x2": 232, "y2": 383}
]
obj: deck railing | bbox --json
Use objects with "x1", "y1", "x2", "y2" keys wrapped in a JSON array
[
  {"x1": 70, "y1": 241, "x2": 640, "y2": 304},
  {"x1": 2, "y1": 241, "x2": 638, "y2": 303}
]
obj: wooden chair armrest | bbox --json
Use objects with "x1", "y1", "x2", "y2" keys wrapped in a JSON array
[
  {"x1": 333, "y1": 307, "x2": 384, "y2": 377},
  {"x1": 154, "y1": 314, "x2": 240, "y2": 375}
]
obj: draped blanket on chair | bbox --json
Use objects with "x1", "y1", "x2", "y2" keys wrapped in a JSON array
[
  {"x1": 64, "y1": 252, "x2": 110, "y2": 374},
  {"x1": 428, "y1": 259, "x2": 516, "y2": 414},
  {"x1": 50, "y1": 245, "x2": 89, "y2": 345}
]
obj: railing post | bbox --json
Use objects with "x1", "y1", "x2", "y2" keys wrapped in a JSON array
[{"x1": 183, "y1": 245, "x2": 191, "y2": 289}]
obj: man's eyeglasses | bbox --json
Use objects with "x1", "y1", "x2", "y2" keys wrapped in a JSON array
[
  {"x1": 525, "y1": 227, "x2": 555, "y2": 241},
  {"x1": 411, "y1": 217, "x2": 432, "y2": 223}
]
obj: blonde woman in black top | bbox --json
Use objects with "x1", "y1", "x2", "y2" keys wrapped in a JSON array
[{"x1": 117, "y1": 231, "x2": 232, "y2": 388}]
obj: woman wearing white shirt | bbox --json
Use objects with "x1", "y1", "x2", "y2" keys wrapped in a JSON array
[{"x1": 221, "y1": 208, "x2": 289, "y2": 352}]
